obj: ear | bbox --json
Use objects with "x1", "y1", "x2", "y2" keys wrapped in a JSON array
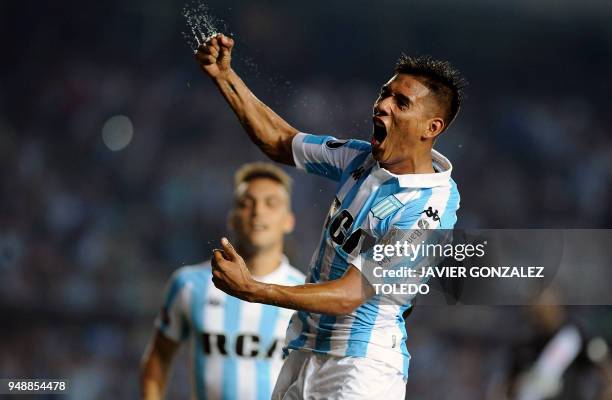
[
  {"x1": 283, "y1": 211, "x2": 296, "y2": 234},
  {"x1": 424, "y1": 117, "x2": 445, "y2": 140}
]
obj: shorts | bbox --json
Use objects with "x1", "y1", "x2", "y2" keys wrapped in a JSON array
[{"x1": 271, "y1": 350, "x2": 406, "y2": 400}]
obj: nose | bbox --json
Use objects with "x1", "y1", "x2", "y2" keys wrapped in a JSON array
[
  {"x1": 252, "y1": 200, "x2": 265, "y2": 217},
  {"x1": 373, "y1": 98, "x2": 391, "y2": 117}
]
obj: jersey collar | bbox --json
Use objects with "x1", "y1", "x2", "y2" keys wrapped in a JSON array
[
  {"x1": 371, "y1": 149, "x2": 453, "y2": 188},
  {"x1": 252, "y1": 255, "x2": 291, "y2": 283}
]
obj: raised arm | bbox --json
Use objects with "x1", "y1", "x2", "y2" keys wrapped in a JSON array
[
  {"x1": 211, "y1": 238, "x2": 374, "y2": 316},
  {"x1": 195, "y1": 33, "x2": 297, "y2": 165}
]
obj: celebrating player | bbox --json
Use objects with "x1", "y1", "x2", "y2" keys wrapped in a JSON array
[
  {"x1": 196, "y1": 33, "x2": 465, "y2": 399},
  {"x1": 140, "y1": 163, "x2": 305, "y2": 400}
]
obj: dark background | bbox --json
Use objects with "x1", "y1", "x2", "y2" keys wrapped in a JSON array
[{"x1": 1, "y1": 0, "x2": 612, "y2": 398}]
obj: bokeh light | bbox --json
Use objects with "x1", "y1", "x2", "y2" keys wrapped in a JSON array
[{"x1": 101, "y1": 115, "x2": 134, "y2": 151}]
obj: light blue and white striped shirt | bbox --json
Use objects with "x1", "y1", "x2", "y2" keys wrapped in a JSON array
[
  {"x1": 156, "y1": 257, "x2": 304, "y2": 400},
  {"x1": 284, "y1": 132, "x2": 460, "y2": 379}
]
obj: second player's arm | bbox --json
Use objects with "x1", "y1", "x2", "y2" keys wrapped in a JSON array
[
  {"x1": 140, "y1": 332, "x2": 180, "y2": 400},
  {"x1": 196, "y1": 34, "x2": 297, "y2": 165}
]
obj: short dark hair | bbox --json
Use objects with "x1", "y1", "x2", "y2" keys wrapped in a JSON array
[{"x1": 395, "y1": 54, "x2": 467, "y2": 129}]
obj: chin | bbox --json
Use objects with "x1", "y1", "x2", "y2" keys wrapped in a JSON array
[
  {"x1": 245, "y1": 236, "x2": 274, "y2": 250},
  {"x1": 371, "y1": 147, "x2": 384, "y2": 161}
]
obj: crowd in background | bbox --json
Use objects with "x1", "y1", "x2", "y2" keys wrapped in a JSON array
[{"x1": 1, "y1": 0, "x2": 612, "y2": 398}]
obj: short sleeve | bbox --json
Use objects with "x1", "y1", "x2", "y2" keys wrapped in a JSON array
[
  {"x1": 154, "y1": 270, "x2": 191, "y2": 342},
  {"x1": 291, "y1": 132, "x2": 371, "y2": 182}
]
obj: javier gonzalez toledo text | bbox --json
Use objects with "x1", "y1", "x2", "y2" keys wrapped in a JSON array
[{"x1": 368, "y1": 240, "x2": 545, "y2": 295}]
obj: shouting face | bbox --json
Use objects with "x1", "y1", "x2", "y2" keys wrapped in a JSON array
[{"x1": 371, "y1": 74, "x2": 445, "y2": 167}]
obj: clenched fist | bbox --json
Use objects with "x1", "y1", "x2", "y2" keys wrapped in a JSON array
[{"x1": 195, "y1": 33, "x2": 235, "y2": 79}]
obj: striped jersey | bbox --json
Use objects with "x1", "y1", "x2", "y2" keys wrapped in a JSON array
[
  {"x1": 155, "y1": 257, "x2": 304, "y2": 400},
  {"x1": 284, "y1": 132, "x2": 460, "y2": 379}
]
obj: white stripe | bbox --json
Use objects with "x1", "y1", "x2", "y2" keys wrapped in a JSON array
[
  {"x1": 239, "y1": 302, "x2": 262, "y2": 400},
  {"x1": 203, "y1": 282, "x2": 225, "y2": 400}
]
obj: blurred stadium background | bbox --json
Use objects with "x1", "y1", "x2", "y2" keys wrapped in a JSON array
[{"x1": 1, "y1": 0, "x2": 612, "y2": 398}]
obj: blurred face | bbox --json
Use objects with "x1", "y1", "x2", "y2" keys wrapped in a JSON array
[
  {"x1": 371, "y1": 73, "x2": 444, "y2": 164},
  {"x1": 230, "y1": 178, "x2": 294, "y2": 254}
]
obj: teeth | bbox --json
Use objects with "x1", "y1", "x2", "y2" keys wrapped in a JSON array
[{"x1": 253, "y1": 224, "x2": 267, "y2": 231}]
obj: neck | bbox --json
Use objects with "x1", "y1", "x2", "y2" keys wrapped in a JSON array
[
  {"x1": 239, "y1": 242, "x2": 284, "y2": 278},
  {"x1": 380, "y1": 147, "x2": 435, "y2": 175}
]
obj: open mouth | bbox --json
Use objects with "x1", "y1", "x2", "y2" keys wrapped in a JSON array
[{"x1": 371, "y1": 117, "x2": 387, "y2": 145}]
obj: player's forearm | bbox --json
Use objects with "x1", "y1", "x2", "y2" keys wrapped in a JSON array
[
  {"x1": 212, "y1": 69, "x2": 298, "y2": 164},
  {"x1": 140, "y1": 378, "x2": 164, "y2": 400},
  {"x1": 249, "y1": 280, "x2": 367, "y2": 316},
  {"x1": 140, "y1": 352, "x2": 170, "y2": 399}
]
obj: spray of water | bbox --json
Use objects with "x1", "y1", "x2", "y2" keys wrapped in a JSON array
[
  {"x1": 180, "y1": 2, "x2": 294, "y2": 100},
  {"x1": 181, "y1": 1, "x2": 229, "y2": 52}
]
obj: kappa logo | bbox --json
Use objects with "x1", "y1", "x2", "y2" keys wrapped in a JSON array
[
  {"x1": 208, "y1": 298, "x2": 223, "y2": 307},
  {"x1": 421, "y1": 207, "x2": 440, "y2": 222},
  {"x1": 351, "y1": 167, "x2": 365, "y2": 181}
]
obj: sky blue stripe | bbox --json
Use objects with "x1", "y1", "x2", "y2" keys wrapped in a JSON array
[
  {"x1": 256, "y1": 305, "x2": 279, "y2": 400},
  {"x1": 338, "y1": 151, "x2": 371, "y2": 187},
  {"x1": 191, "y1": 271, "x2": 210, "y2": 400},
  {"x1": 288, "y1": 276, "x2": 305, "y2": 285},
  {"x1": 304, "y1": 161, "x2": 343, "y2": 181},
  {"x1": 302, "y1": 134, "x2": 334, "y2": 145},
  {"x1": 346, "y1": 296, "x2": 381, "y2": 356},
  {"x1": 222, "y1": 296, "x2": 241, "y2": 400},
  {"x1": 345, "y1": 140, "x2": 371, "y2": 152},
  {"x1": 287, "y1": 310, "x2": 310, "y2": 349},
  {"x1": 440, "y1": 179, "x2": 460, "y2": 228}
]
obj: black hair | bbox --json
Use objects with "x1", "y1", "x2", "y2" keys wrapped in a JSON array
[{"x1": 395, "y1": 54, "x2": 467, "y2": 129}]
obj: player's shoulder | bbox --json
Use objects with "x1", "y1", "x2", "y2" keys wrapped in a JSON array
[
  {"x1": 280, "y1": 261, "x2": 306, "y2": 285},
  {"x1": 372, "y1": 183, "x2": 460, "y2": 231},
  {"x1": 169, "y1": 261, "x2": 213, "y2": 288}
]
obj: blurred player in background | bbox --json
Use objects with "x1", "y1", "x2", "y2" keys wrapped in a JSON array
[
  {"x1": 196, "y1": 33, "x2": 465, "y2": 399},
  {"x1": 503, "y1": 290, "x2": 612, "y2": 400},
  {"x1": 140, "y1": 162, "x2": 305, "y2": 400}
]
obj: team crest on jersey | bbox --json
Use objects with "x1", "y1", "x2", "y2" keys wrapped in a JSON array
[{"x1": 370, "y1": 195, "x2": 403, "y2": 220}]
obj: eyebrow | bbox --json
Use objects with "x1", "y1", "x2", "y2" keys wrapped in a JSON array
[{"x1": 380, "y1": 84, "x2": 411, "y2": 106}]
